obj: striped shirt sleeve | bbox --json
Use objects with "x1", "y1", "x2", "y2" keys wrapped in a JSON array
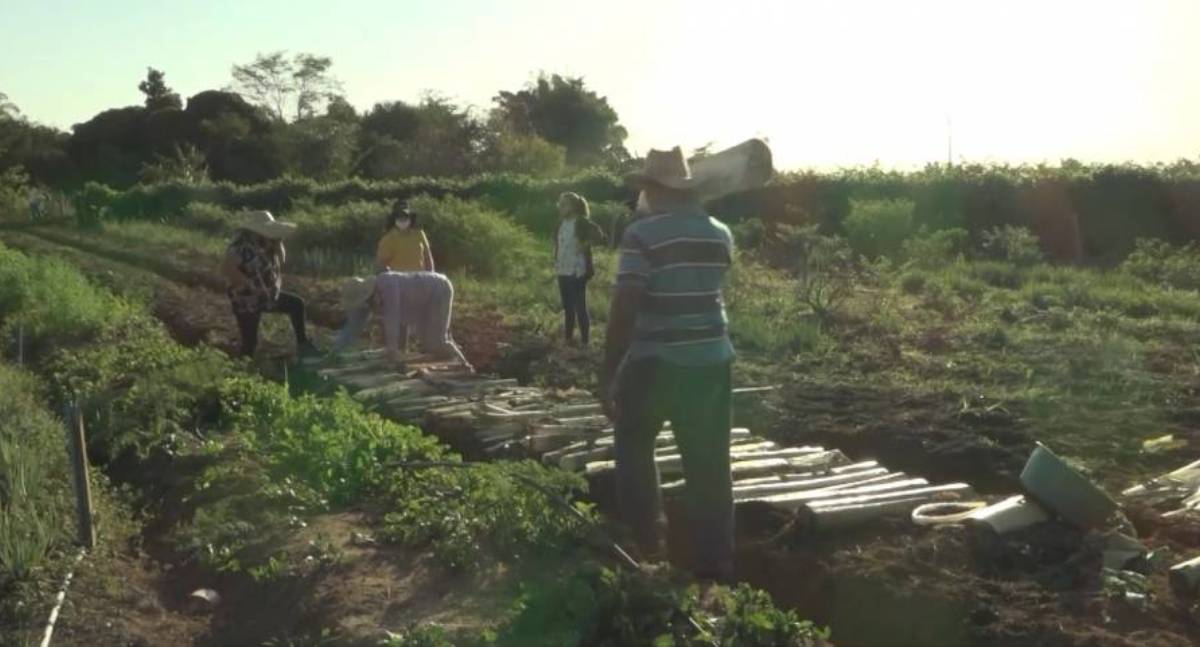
[{"x1": 616, "y1": 228, "x2": 650, "y2": 286}]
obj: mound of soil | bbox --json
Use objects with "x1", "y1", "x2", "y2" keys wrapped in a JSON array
[
  {"x1": 733, "y1": 512, "x2": 1200, "y2": 647},
  {"x1": 773, "y1": 380, "x2": 1035, "y2": 494}
]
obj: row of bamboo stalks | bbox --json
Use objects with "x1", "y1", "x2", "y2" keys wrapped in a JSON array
[{"x1": 313, "y1": 349, "x2": 976, "y2": 530}]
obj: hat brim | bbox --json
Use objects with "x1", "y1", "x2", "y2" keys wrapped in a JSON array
[
  {"x1": 244, "y1": 221, "x2": 297, "y2": 240},
  {"x1": 623, "y1": 172, "x2": 700, "y2": 191}
]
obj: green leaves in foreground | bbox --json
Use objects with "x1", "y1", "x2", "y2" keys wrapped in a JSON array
[
  {"x1": 497, "y1": 565, "x2": 827, "y2": 647},
  {"x1": 381, "y1": 460, "x2": 593, "y2": 570}
]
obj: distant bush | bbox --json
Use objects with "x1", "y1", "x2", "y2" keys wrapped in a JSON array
[
  {"x1": 0, "y1": 167, "x2": 30, "y2": 221},
  {"x1": 1121, "y1": 238, "x2": 1200, "y2": 291},
  {"x1": 981, "y1": 225, "x2": 1044, "y2": 267},
  {"x1": 899, "y1": 270, "x2": 929, "y2": 295},
  {"x1": 968, "y1": 261, "x2": 1025, "y2": 290},
  {"x1": 408, "y1": 195, "x2": 541, "y2": 278},
  {"x1": 901, "y1": 228, "x2": 968, "y2": 269},
  {"x1": 80, "y1": 158, "x2": 1200, "y2": 264},
  {"x1": 75, "y1": 181, "x2": 119, "y2": 228},
  {"x1": 731, "y1": 218, "x2": 768, "y2": 251},
  {"x1": 843, "y1": 198, "x2": 915, "y2": 258}
]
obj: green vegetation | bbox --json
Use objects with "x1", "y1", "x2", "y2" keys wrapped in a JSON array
[
  {"x1": 0, "y1": 365, "x2": 71, "y2": 581},
  {"x1": 385, "y1": 566, "x2": 828, "y2": 646},
  {"x1": 0, "y1": 241, "x2": 814, "y2": 643}
]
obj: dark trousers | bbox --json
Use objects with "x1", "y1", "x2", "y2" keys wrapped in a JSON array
[
  {"x1": 557, "y1": 275, "x2": 590, "y2": 343},
  {"x1": 233, "y1": 291, "x2": 308, "y2": 357},
  {"x1": 614, "y1": 358, "x2": 734, "y2": 581}
]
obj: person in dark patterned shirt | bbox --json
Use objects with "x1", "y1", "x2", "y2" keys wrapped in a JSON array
[{"x1": 219, "y1": 211, "x2": 317, "y2": 358}]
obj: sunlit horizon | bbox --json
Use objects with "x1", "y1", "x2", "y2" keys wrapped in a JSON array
[{"x1": 3, "y1": 0, "x2": 1198, "y2": 171}]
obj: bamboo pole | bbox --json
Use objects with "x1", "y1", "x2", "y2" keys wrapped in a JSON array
[{"x1": 64, "y1": 403, "x2": 95, "y2": 549}]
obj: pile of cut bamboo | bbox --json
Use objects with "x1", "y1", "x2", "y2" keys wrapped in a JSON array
[{"x1": 309, "y1": 349, "x2": 975, "y2": 529}]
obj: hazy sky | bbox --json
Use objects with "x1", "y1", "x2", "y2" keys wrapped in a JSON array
[{"x1": 2, "y1": 0, "x2": 1198, "y2": 170}]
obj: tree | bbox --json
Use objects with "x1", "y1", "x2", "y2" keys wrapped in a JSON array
[
  {"x1": 185, "y1": 90, "x2": 285, "y2": 183},
  {"x1": 231, "y1": 51, "x2": 342, "y2": 121},
  {"x1": 138, "y1": 68, "x2": 182, "y2": 111},
  {"x1": 492, "y1": 74, "x2": 629, "y2": 167},
  {"x1": 0, "y1": 97, "x2": 71, "y2": 187},
  {"x1": 281, "y1": 97, "x2": 359, "y2": 181},
  {"x1": 355, "y1": 95, "x2": 485, "y2": 179},
  {"x1": 481, "y1": 130, "x2": 566, "y2": 177},
  {"x1": 138, "y1": 143, "x2": 207, "y2": 184},
  {"x1": 0, "y1": 92, "x2": 19, "y2": 121}
]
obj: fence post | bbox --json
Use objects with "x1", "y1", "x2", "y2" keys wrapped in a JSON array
[{"x1": 64, "y1": 402, "x2": 96, "y2": 549}]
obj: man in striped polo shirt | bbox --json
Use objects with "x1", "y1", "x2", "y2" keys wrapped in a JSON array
[{"x1": 601, "y1": 146, "x2": 735, "y2": 583}]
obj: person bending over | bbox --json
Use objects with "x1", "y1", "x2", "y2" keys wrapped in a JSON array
[{"x1": 333, "y1": 271, "x2": 471, "y2": 370}]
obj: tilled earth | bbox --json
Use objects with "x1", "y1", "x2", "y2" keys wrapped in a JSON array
[{"x1": 9, "y1": 225, "x2": 1200, "y2": 645}]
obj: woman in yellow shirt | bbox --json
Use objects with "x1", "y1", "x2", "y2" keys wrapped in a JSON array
[{"x1": 376, "y1": 203, "x2": 434, "y2": 272}]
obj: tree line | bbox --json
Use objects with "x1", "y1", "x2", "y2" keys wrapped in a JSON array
[{"x1": 0, "y1": 52, "x2": 631, "y2": 189}]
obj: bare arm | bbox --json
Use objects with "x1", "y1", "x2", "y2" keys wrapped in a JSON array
[{"x1": 600, "y1": 282, "x2": 644, "y2": 418}]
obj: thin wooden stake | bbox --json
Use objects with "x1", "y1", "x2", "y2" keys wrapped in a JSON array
[
  {"x1": 65, "y1": 403, "x2": 95, "y2": 549},
  {"x1": 16, "y1": 323, "x2": 23, "y2": 365}
]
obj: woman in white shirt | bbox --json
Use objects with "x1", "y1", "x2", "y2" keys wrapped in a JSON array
[{"x1": 554, "y1": 192, "x2": 605, "y2": 346}]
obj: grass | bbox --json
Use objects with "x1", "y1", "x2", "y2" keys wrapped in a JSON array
[{"x1": 20, "y1": 200, "x2": 1200, "y2": 491}]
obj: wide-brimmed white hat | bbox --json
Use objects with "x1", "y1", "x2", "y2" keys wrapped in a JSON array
[
  {"x1": 340, "y1": 276, "x2": 377, "y2": 313},
  {"x1": 241, "y1": 210, "x2": 297, "y2": 240},
  {"x1": 624, "y1": 146, "x2": 699, "y2": 191}
]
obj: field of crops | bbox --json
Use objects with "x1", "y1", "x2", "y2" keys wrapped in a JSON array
[{"x1": 5, "y1": 174, "x2": 1200, "y2": 645}]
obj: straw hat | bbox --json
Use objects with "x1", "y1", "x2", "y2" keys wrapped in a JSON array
[
  {"x1": 624, "y1": 146, "x2": 699, "y2": 190},
  {"x1": 241, "y1": 210, "x2": 297, "y2": 240},
  {"x1": 340, "y1": 276, "x2": 377, "y2": 312}
]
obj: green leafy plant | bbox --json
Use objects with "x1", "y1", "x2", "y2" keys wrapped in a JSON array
[
  {"x1": 981, "y1": 225, "x2": 1044, "y2": 267},
  {"x1": 843, "y1": 198, "x2": 916, "y2": 259},
  {"x1": 381, "y1": 461, "x2": 593, "y2": 570},
  {"x1": 792, "y1": 225, "x2": 857, "y2": 321},
  {"x1": 1120, "y1": 238, "x2": 1200, "y2": 291}
]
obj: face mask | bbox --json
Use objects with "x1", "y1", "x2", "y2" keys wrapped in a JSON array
[{"x1": 395, "y1": 220, "x2": 411, "y2": 231}]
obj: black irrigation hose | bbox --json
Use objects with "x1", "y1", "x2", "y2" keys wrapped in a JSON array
[{"x1": 387, "y1": 459, "x2": 717, "y2": 644}]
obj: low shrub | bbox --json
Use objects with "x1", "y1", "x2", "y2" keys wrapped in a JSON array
[
  {"x1": 968, "y1": 261, "x2": 1025, "y2": 290},
  {"x1": 0, "y1": 244, "x2": 132, "y2": 357},
  {"x1": 843, "y1": 198, "x2": 916, "y2": 259},
  {"x1": 382, "y1": 460, "x2": 592, "y2": 570},
  {"x1": 793, "y1": 226, "x2": 857, "y2": 320},
  {"x1": 0, "y1": 364, "x2": 72, "y2": 581},
  {"x1": 901, "y1": 228, "x2": 968, "y2": 269},
  {"x1": 899, "y1": 270, "x2": 929, "y2": 295},
  {"x1": 0, "y1": 167, "x2": 30, "y2": 222},
  {"x1": 1120, "y1": 238, "x2": 1200, "y2": 291},
  {"x1": 218, "y1": 378, "x2": 447, "y2": 507},
  {"x1": 497, "y1": 564, "x2": 827, "y2": 646},
  {"x1": 981, "y1": 225, "x2": 1044, "y2": 267},
  {"x1": 74, "y1": 181, "x2": 119, "y2": 228},
  {"x1": 408, "y1": 195, "x2": 543, "y2": 278},
  {"x1": 47, "y1": 315, "x2": 234, "y2": 460}
]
